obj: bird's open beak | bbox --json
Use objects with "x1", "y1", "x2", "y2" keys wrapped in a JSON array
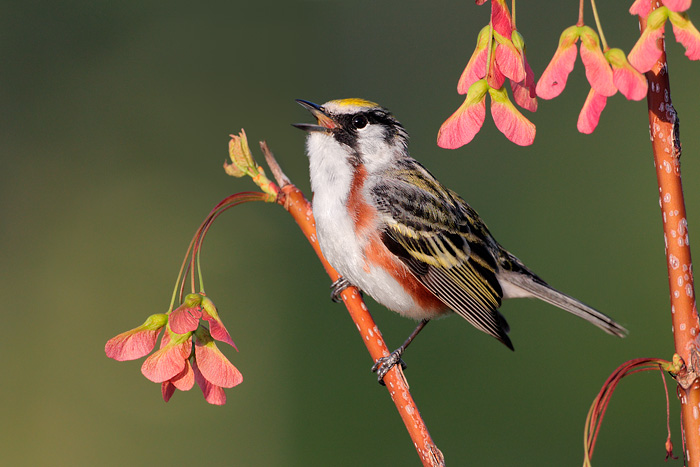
[{"x1": 292, "y1": 99, "x2": 338, "y2": 132}]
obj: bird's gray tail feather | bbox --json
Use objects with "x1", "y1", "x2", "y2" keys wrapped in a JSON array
[{"x1": 500, "y1": 270, "x2": 628, "y2": 338}]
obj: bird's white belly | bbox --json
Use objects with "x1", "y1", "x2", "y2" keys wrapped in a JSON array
[
  {"x1": 307, "y1": 132, "x2": 443, "y2": 320},
  {"x1": 313, "y1": 202, "x2": 440, "y2": 320}
]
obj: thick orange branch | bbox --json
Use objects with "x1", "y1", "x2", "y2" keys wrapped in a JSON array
[
  {"x1": 641, "y1": 14, "x2": 700, "y2": 465},
  {"x1": 261, "y1": 143, "x2": 444, "y2": 466}
]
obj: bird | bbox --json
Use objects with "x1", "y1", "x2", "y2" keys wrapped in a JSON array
[{"x1": 293, "y1": 98, "x2": 627, "y2": 383}]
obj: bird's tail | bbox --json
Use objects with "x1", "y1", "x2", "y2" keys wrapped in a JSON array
[{"x1": 499, "y1": 270, "x2": 628, "y2": 338}]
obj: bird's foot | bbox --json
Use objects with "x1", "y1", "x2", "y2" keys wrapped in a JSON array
[
  {"x1": 371, "y1": 349, "x2": 407, "y2": 386},
  {"x1": 330, "y1": 276, "x2": 354, "y2": 302}
]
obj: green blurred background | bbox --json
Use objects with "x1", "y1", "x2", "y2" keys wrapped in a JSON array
[{"x1": 3, "y1": 1, "x2": 699, "y2": 465}]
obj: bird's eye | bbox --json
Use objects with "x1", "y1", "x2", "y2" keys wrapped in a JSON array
[{"x1": 352, "y1": 115, "x2": 368, "y2": 129}]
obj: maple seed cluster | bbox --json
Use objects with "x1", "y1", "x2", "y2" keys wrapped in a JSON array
[
  {"x1": 439, "y1": 0, "x2": 536, "y2": 148},
  {"x1": 105, "y1": 131, "x2": 279, "y2": 406},
  {"x1": 438, "y1": 0, "x2": 700, "y2": 148},
  {"x1": 105, "y1": 293, "x2": 242, "y2": 405}
]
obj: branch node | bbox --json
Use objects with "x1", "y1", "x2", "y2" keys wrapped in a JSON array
[
  {"x1": 428, "y1": 444, "x2": 445, "y2": 467},
  {"x1": 675, "y1": 349, "x2": 700, "y2": 389}
]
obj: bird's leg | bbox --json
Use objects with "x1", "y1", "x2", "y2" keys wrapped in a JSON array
[
  {"x1": 330, "y1": 276, "x2": 354, "y2": 302},
  {"x1": 372, "y1": 319, "x2": 430, "y2": 385}
]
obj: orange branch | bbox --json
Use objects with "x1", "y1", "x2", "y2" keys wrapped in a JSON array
[
  {"x1": 641, "y1": 13, "x2": 700, "y2": 465},
  {"x1": 261, "y1": 142, "x2": 444, "y2": 467}
]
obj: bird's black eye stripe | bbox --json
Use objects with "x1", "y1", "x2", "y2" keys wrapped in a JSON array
[
  {"x1": 366, "y1": 110, "x2": 393, "y2": 127},
  {"x1": 332, "y1": 108, "x2": 409, "y2": 154},
  {"x1": 339, "y1": 110, "x2": 396, "y2": 131}
]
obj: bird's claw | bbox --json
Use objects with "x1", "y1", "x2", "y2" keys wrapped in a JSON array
[
  {"x1": 371, "y1": 350, "x2": 407, "y2": 386},
  {"x1": 330, "y1": 276, "x2": 353, "y2": 302}
]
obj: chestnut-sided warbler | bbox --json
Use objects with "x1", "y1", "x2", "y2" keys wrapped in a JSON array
[{"x1": 294, "y1": 98, "x2": 627, "y2": 383}]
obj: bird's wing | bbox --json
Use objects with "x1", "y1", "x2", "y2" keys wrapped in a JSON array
[{"x1": 371, "y1": 160, "x2": 513, "y2": 349}]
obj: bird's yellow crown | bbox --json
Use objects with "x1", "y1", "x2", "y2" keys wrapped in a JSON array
[{"x1": 327, "y1": 98, "x2": 380, "y2": 109}]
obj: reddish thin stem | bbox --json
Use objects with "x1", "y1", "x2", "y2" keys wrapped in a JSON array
[
  {"x1": 193, "y1": 192, "x2": 270, "y2": 289},
  {"x1": 511, "y1": 0, "x2": 516, "y2": 28},
  {"x1": 169, "y1": 192, "x2": 271, "y2": 308},
  {"x1": 584, "y1": 358, "x2": 670, "y2": 465},
  {"x1": 660, "y1": 367, "x2": 678, "y2": 461},
  {"x1": 577, "y1": 0, "x2": 585, "y2": 26},
  {"x1": 589, "y1": 0, "x2": 608, "y2": 51}
]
